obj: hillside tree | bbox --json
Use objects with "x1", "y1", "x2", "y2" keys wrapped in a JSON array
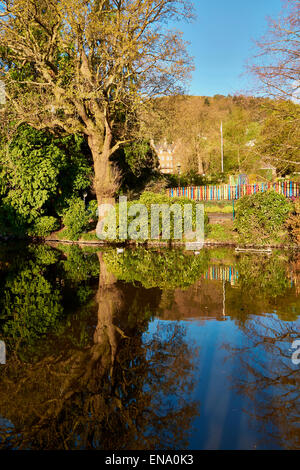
[
  {"x1": 250, "y1": 0, "x2": 300, "y2": 101},
  {"x1": 249, "y1": 0, "x2": 300, "y2": 171}
]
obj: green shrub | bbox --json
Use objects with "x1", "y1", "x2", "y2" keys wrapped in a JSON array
[
  {"x1": 234, "y1": 191, "x2": 293, "y2": 244},
  {"x1": 0, "y1": 126, "x2": 92, "y2": 224},
  {"x1": 28, "y1": 216, "x2": 60, "y2": 237},
  {"x1": 286, "y1": 199, "x2": 300, "y2": 244},
  {"x1": 0, "y1": 126, "x2": 92, "y2": 238},
  {"x1": 87, "y1": 200, "x2": 98, "y2": 221},
  {"x1": 0, "y1": 202, "x2": 28, "y2": 238},
  {"x1": 62, "y1": 198, "x2": 90, "y2": 240}
]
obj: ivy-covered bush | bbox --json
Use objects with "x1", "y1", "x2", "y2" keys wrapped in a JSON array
[
  {"x1": 0, "y1": 125, "x2": 92, "y2": 238},
  {"x1": 234, "y1": 191, "x2": 293, "y2": 244}
]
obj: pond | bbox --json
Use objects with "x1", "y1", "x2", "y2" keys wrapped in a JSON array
[{"x1": 0, "y1": 243, "x2": 299, "y2": 450}]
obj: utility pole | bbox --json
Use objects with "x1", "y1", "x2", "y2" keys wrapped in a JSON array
[
  {"x1": 177, "y1": 162, "x2": 181, "y2": 191},
  {"x1": 220, "y1": 121, "x2": 224, "y2": 173}
]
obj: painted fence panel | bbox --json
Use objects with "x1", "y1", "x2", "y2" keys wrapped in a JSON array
[{"x1": 168, "y1": 181, "x2": 300, "y2": 201}]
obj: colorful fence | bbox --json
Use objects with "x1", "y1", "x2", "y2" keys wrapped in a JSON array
[
  {"x1": 168, "y1": 181, "x2": 300, "y2": 201},
  {"x1": 202, "y1": 264, "x2": 297, "y2": 288},
  {"x1": 202, "y1": 265, "x2": 239, "y2": 286}
]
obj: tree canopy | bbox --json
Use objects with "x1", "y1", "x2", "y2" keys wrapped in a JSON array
[{"x1": 0, "y1": 0, "x2": 194, "y2": 213}]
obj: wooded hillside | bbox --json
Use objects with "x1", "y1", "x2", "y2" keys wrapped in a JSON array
[{"x1": 146, "y1": 94, "x2": 299, "y2": 177}]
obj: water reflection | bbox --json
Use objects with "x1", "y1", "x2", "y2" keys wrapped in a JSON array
[
  {"x1": 0, "y1": 244, "x2": 299, "y2": 449},
  {"x1": 0, "y1": 245, "x2": 199, "y2": 449},
  {"x1": 224, "y1": 315, "x2": 300, "y2": 449}
]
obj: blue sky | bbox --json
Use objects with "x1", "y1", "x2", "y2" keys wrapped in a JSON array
[{"x1": 175, "y1": 0, "x2": 283, "y2": 96}]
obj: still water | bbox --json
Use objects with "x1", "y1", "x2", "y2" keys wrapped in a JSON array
[{"x1": 0, "y1": 243, "x2": 299, "y2": 450}]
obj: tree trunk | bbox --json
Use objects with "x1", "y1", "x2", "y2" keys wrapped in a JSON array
[
  {"x1": 61, "y1": 253, "x2": 124, "y2": 395},
  {"x1": 88, "y1": 133, "x2": 115, "y2": 203},
  {"x1": 87, "y1": 131, "x2": 118, "y2": 236},
  {"x1": 94, "y1": 253, "x2": 124, "y2": 375},
  {"x1": 198, "y1": 154, "x2": 204, "y2": 175}
]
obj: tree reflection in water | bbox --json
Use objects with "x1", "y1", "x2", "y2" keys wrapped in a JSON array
[
  {"x1": 224, "y1": 315, "x2": 300, "y2": 449},
  {"x1": 0, "y1": 245, "x2": 299, "y2": 450},
  {"x1": 0, "y1": 247, "x2": 199, "y2": 450}
]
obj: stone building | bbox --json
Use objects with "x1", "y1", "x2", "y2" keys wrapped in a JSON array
[{"x1": 150, "y1": 140, "x2": 177, "y2": 174}]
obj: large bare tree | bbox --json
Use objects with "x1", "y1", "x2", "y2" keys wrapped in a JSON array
[
  {"x1": 248, "y1": 0, "x2": 300, "y2": 171},
  {"x1": 250, "y1": 0, "x2": 300, "y2": 101},
  {"x1": 0, "y1": 0, "x2": 193, "y2": 225}
]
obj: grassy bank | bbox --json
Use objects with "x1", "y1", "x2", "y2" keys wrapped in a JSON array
[
  {"x1": 204, "y1": 201, "x2": 234, "y2": 214},
  {"x1": 44, "y1": 191, "x2": 299, "y2": 249},
  {"x1": 45, "y1": 224, "x2": 299, "y2": 249}
]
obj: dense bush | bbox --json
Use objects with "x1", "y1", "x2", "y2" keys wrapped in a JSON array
[
  {"x1": 112, "y1": 139, "x2": 159, "y2": 195},
  {"x1": 28, "y1": 216, "x2": 60, "y2": 238},
  {"x1": 143, "y1": 177, "x2": 169, "y2": 195},
  {"x1": 286, "y1": 199, "x2": 300, "y2": 244},
  {"x1": 62, "y1": 198, "x2": 91, "y2": 240},
  {"x1": 0, "y1": 125, "x2": 92, "y2": 237},
  {"x1": 0, "y1": 201, "x2": 28, "y2": 238},
  {"x1": 234, "y1": 190, "x2": 293, "y2": 244},
  {"x1": 87, "y1": 200, "x2": 98, "y2": 222}
]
